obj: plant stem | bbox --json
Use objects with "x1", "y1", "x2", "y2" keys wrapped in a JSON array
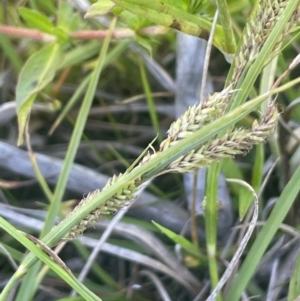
[{"x1": 206, "y1": 163, "x2": 222, "y2": 301}]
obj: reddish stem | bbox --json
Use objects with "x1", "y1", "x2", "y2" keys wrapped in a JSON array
[{"x1": 0, "y1": 24, "x2": 168, "y2": 41}]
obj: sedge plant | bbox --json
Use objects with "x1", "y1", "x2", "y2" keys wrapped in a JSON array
[{"x1": 0, "y1": 0, "x2": 300, "y2": 300}]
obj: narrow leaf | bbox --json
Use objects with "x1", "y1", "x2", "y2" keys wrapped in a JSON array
[
  {"x1": 0, "y1": 217, "x2": 102, "y2": 301},
  {"x1": 152, "y1": 221, "x2": 205, "y2": 260}
]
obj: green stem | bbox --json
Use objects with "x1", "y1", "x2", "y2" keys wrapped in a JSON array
[
  {"x1": 0, "y1": 269, "x2": 26, "y2": 301},
  {"x1": 206, "y1": 163, "x2": 222, "y2": 301},
  {"x1": 138, "y1": 57, "x2": 162, "y2": 142}
]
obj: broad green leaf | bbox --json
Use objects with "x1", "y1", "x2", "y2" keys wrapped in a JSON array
[
  {"x1": 19, "y1": 7, "x2": 54, "y2": 34},
  {"x1": 85, "y1": 0, "x2": 116, "y2": 17},
  {"x1": 152, "y1": 221, "x2": 206, "y2": 261},
  {"x1": 16, "y1": 43, "x2": 63, "y2": 145}
]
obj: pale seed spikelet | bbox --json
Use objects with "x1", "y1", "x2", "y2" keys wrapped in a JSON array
[
  {"x1": 164, "y1": 103, "x2": 279, "y2": 173},
  {"x1": 160, "y1": 88, "x2": 233, "y2": 150},
  {"x1": 138, "y1": 148, "x2": 158, "y2": 166},
  {"x1": 56, "y1": 173, "x2": 139, "y2": 240},
  {"x1": 232, "y1": 0, "x2": 300, "y2": 87}
]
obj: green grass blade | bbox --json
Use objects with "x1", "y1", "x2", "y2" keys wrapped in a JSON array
[
  {"x1": 73, "y1": 240, "x2": 121, "y2": 289},
  {"x1": 0, "y1": 35, "x2": 23, "y2": 72},
  {"x1": 27, "y1": 151, "x2": 53, "y2": 202},
  {"x1": 288, "y1": 251, "x2": 300, "y2": 301},
  {"x1": 0, "y1": 217, "x2": 101, "y2": 301},
  {"x1": 205, "y1": 162, "x2": 222, "y2": 301},
  {"x1": 41, "y1": 18, "x2": 117, "y2": 238},
  {"x1": 51, "y1": 39, "x2": 130, "y2": 134},
  {"x1": 49, "y1": 74, "x2": 91, "y2": 135},
  {"x1": 58, "y1": 41, "x2": 101, "y2": 70},
  {"x1": 152, "y1": 221, "x2": 205, "y2": 260},
  {"x1": 138, "y1": 57, "x2": 162, "y2": 141},
  {"x1": 0, "y1": 242, "x2": 23, "y2": 262}
]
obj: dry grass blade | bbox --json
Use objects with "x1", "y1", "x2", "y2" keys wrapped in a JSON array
[
  {"x1": 80, "y1": 235, "x2": 200, "y2": 294},
  {"x1": 135, "y1": 270, "x2": 172, "y2": 301}
]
